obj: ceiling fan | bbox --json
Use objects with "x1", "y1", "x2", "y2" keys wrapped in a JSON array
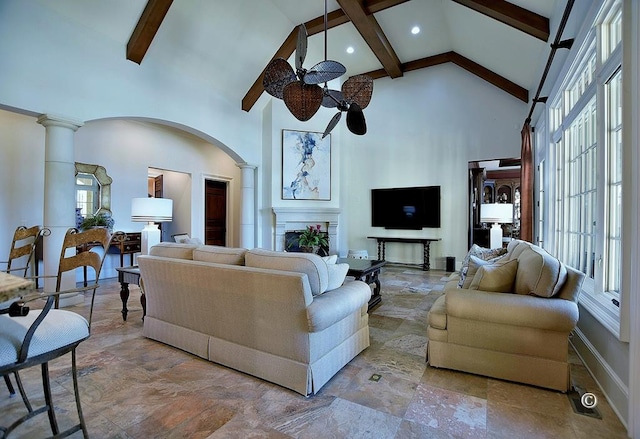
[
  {"x1": 320, "y1": 74, "x2": 373, "y2": 138},
  {"x1": 262, "y1": 0, "x2": 374, "y2": 135},
  {"x1": 263, "y1": 23, "x2": 346, "y2": 121}
]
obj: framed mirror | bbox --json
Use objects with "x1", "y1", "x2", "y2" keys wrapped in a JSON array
[{"x1": 75, "y1": 162, "x2": 112, "y2": 216}]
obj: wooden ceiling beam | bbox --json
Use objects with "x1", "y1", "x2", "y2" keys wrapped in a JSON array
[
  {"x1": 448, "y1": 52, "x2": 528, "y2": 102},
  {"x1": 336, "y1": 0, "x2": 403, "y2": 78},
  {"x1": 361, "y1": 51, "x2": 528, "y2": 103},
  {"x1": 127, "y1": 0, "x2": 173, "y2": 64},
  {"x1": 450, "y1": 0, "x2": 550, "y2": 41},
  {"x1": 242, "y1": 0, "x2": 407, "y2": 112}
]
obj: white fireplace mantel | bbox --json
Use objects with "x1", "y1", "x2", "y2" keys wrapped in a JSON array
[{"x1": 273, "y1": 207, "x2": 341, "y2": 254}]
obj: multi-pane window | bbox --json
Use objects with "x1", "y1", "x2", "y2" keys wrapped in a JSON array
[
  {"x1": 553, "y1": 98, "x2": 597, "y2": 278},
  {"x1": 544, "y1": 0, "x2": 622, "y2": 325},
  {"x1": 605, "y1": 69, "x2": 622, "y2": 293}
]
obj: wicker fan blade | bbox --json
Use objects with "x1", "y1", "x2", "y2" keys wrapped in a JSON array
[
  {"x1": 283, "y1": 81, "x2": 323, "y2": 121},
  {"x1": 342, "y1": 75, "x2": 373, "y2": 109},
  {"x1": 346, "y1": 102, "x2": 366, "y2": 135},
  {"x1": 295, "y1": 24, "x2": 308, "y2": 72},
  {"x1": 263, "y1": 58, "x2": 296, "y2": 99},
  {"x1": 303, "y1": 60, "x2": 346, "y2": 85},
  {"x1": 321, "y1": 89, "x2": 343, "y2": 108},
  {"x1": 322, "y1": 112, "x2": 342, "y2": 139}
]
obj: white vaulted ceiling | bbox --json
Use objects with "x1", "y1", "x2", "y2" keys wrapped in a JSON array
[{"x1": 35, "y1": 0, "x2": 559, "y2": 111}]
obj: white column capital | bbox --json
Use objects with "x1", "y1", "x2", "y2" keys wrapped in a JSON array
[
  {"x1": 37, "y1": 114, "x2": 84, "y2": 131},
  {"x1": 236, "y1": 162, "x2": 257, "y2": 171}
]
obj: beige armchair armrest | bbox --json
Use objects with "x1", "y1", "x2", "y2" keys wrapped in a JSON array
[{"x1": 446, "y1": 289, "x2": 579, "y2": 332}]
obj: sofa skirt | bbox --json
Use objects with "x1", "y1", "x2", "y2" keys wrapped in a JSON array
[
  {"x1": 427, "y1": 339, "x2": 571, "y2": 392},
  {"x1": 143, "y1": 315, "x2": 370, "y2": 396}
]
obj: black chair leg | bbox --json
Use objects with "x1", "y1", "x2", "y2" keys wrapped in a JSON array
[
  {"x1": 41, "y1": 362, "x2": 59, "y2": 436},
  {"x1": 4, "y1": 374, "x2": 15, "y2": 395},
  {"x1": 13, "y1": 371, "x2": 33, "y2": 412},
  {"x1": 71, "y1": 349, "x2": 89, "y2": 438}
]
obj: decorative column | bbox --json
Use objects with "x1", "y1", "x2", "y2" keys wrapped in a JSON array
[
  {"x1": 236, "y1": 163, "x2": 256, "y2": 249},
  {"x1": 37, "y1": 114, "x2": 84, "y2": 305}
]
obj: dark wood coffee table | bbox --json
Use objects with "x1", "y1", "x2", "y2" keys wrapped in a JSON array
[
  {"x1": 338, "y1": 258, "x2": 387, "y2": 311},
  {"x1": 115, "y1": 266, "x2": 145, "y2": 321}
]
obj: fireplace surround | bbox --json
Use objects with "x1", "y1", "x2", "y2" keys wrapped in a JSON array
[{"x1": 273, "y1": 207, "x2": 341, "y2": 255}]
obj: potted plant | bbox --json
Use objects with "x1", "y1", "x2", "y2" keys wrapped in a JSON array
[
  {"x1": 296, "y1": 224, "x2": 328, "y2": 254},
  {"x1": 79, "y1": 212, "x2": 115, "y2": 231}
]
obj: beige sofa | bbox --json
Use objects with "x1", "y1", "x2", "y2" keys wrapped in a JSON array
[
  {"x1": 427, "y1": 240, "x2": 585, "y2": 391},
  {"x1": 137, "y1": 243, "x2": 371, "y2": 396}
]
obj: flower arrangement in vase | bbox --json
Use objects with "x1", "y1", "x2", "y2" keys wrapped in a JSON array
[{"x1": 296, "y1": 224, "x2": 328, "y2": 254}]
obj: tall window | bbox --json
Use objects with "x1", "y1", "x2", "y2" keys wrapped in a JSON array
[{"x1": 543, "y1": 0, "x2": 622, "y2": 334}]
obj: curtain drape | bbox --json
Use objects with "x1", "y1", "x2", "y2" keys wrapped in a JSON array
[{"x1": 520, "y1": 122, "x2": 533, "y2": 243}]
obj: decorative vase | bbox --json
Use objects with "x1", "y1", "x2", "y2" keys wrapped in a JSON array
[{"x1": 301, "y1": 245, "x2": 319, "y2": 254}]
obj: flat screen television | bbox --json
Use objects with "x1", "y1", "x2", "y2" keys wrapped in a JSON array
[{"x1": 371, "y1": 186, "x2": 441, "y2": 229}]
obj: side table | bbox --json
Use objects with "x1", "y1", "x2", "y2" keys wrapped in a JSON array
[
  {"x1": 115, "y1": 266, "x2": 145, "y2": 321},
  {"x1": 338, "y1": 258, "x2": 387, "y2": 311}
]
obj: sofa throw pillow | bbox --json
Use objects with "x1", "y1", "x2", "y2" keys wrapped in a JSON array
[
  {"x1": 322, "y1": 255, "x2": 338, "y2": 265},
  {"x1": 458, "y1": 245, "x2": 508, "y2": 287},
  {"x1": 469, "y1": 259, "x2": 519, "y2": 293},
  {"x1": 461, "y1": 255, "x2": 491, "y2": 289},
  {"x1": 326, "y1": 263, "x2": 349, "y2": 291}
]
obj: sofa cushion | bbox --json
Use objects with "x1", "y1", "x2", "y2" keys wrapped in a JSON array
[
  {"x1": 245, "y1": 249, "x2": 329, "y2": 296},
  {"x1": 193, "y1": 245, "x2": 247, "y2": 266},
  {"x1": 514, "y1": 247, "x2": 568, "y2": 298},
  {"x1": 149, "y1": 242, "x2": 198, "y2": 260},
  {"x1": 458, "y1": 245, "x2": 507, "y2": 287},
  {"x1": 469, "y1": 259, "x2": 519, "y2": 293}
]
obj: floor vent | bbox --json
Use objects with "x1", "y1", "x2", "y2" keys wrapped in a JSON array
[{"x1": 567, "y1": 389, "x2": 602, "y2": 419}]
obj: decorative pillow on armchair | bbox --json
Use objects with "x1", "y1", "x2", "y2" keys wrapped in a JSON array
[{"x1": 458, "y1": 245, "x2": 508, "y2": 287}]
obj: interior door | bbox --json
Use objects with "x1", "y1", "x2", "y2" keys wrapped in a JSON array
[{"x1": 205, "y1": 180, "x2": 227, "y2": 246}]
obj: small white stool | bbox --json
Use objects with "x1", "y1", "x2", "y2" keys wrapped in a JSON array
[{"x1": 348, "y1": 250, "x2": 369, "y2": 259}]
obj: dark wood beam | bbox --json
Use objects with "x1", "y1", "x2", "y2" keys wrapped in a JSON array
[
  {"x1": 336, "y1": 0, "x2": 403, "y2": 78},
  {"x1": 450, "y1": 0, "x2": 549, "y2": 41},
  {"x1": 448, "y1": 52, "x2": 528, "y2": 102},
  {"x1": 127, "y1": 0, "x2": 173, "y2": 64},
  {"x1": 361, "y1": 51, "x2": 528, "y2": 103},
  {"x1": 242, "y1": 0, "x2": 407, "y2": 111}
]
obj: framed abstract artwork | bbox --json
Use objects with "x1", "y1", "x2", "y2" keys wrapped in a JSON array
[{"x1": 282, "y1": 129, "x2": 331, "y2": 200}]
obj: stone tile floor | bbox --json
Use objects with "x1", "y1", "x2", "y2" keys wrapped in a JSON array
[{"x1": 0, "y1": 265, "x2": 629, "y2": 438}]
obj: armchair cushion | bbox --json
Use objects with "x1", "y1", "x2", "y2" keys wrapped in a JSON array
[{"x1": 0, "y1": 310, "x2": 88, "y2": 365}]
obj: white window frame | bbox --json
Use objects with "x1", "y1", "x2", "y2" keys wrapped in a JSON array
[{"x1": 541, "y1": 0, "x2": 625, "y2": 340}]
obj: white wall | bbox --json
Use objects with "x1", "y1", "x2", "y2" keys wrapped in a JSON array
[
  {"x1": 0, "y1": 112, "x2": 241, "y2": 279},
  {"x1": 340, "y1": 65, "x2": 527, "y2": 267}
]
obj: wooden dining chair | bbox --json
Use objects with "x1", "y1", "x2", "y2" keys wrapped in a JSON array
[{"x1": 0, "y1": 227, "x2": 119, "y2": 438}]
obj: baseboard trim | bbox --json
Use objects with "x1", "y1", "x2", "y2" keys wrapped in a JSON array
[{"x1": 571, "y1": 328, "x2": 629, "y2": 431}]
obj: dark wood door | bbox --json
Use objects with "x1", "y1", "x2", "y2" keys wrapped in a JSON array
[
  {"x1": 205, "y1": 180, "x2": 227, "y2": 246},
  {"x1": 152, "y1": 175, "x2": 165, "y2": 240}
]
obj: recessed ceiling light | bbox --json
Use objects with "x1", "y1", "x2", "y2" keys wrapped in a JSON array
[
  {"x1": 411, "y1": 26, "x2": 420, "y2": 35},
  {"x1": 346, "y1": 46, "x2": 354, "y2": 54}
]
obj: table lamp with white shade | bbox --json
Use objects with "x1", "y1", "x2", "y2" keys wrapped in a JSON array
[
  {"x1": 131, "y1": 197, "x2": 173, "y2": 254},
  {"x1": 481, "y1": 203, "x2": 513, "y2": 249}
]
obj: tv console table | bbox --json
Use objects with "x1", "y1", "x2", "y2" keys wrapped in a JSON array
[{"x1": 367, "y1": 236, "x2": 441, "y2": 271}]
